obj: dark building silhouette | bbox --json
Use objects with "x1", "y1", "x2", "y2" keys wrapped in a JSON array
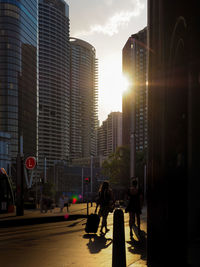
[
  {"x1": 147, "y1": 1, "x2": 200, "y2": 266},
  {"x1": 19, "y1": 44, "x2": 37, "y2": 158},
  {"x1": 122, "y1": 27, "x2": 147, "y2": 151}
]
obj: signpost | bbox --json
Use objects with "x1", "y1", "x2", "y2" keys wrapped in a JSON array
[
  {"x1": 24, "y1": 156, "x2": 36, "y2": 188},
  {"x1": 25, "y1": 157, "x2": 36, "y2": 170}
]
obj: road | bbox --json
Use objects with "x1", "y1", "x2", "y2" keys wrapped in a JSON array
[{"x1": 0, "y1": 208, "x2": 147, "y2": 267}]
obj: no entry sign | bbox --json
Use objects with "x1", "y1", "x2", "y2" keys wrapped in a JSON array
[{"x1": 25, "y1": 156, "x2": 36, "y2": 170}]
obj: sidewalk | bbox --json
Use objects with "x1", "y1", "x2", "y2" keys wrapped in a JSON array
[
  {"x1": 0, "y1": 204, "x2": 147, "y2": 267},
  {"x1": 0, "y1": 202, "x2": 96, "y2": 227}
]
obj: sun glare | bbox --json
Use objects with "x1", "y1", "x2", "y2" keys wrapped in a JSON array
[
  {"x1": 98, "y1": 54, "x2": 132, "y2": 122},
  {"x1": 119, "y1": 74, "x2": 130, "y2": 94}
]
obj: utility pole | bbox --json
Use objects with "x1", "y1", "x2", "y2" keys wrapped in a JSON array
[
  {"x1": 44, "y1": 157, "x2": 47, "y2": 183},
  {"x1": 16, "y1": 135, "x2": 24, "y2": 216},
  {"x1": 35, "y1": 166, "x2": 38, "y2": 208},
  {"x1": 81, "y1": 167, "x2": 84, "y2": 203}
]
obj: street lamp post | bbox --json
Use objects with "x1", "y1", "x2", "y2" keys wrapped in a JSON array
[{"x1": 90, "y1": 155, "x2": 93, "y2": 206}]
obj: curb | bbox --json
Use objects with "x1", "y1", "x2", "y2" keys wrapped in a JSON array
[{"x1": 0, "y1": 214, "x2": 88, "y2": 228}]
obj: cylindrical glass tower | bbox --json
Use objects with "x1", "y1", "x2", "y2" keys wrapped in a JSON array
[
  {"x1": 70, "y1": 38, "x2": 98, "y2": 160},
  {"x1": 38, "y1": 0, "x2": 70, "y2": 172}
]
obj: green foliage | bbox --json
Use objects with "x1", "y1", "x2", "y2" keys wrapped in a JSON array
[
  {"x1": 42, "y1": 182, "x2": 55, "y2": 198},
  {"x1": 102, "y1": 146, "x2": 147, "y2": 188},
  {"x1": 102, "y1": 146, "x2": 130, "y2": 188}
]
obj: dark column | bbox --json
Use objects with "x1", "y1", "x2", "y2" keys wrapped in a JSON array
[
  {"x1": 147, "y1": 1, "x2": 200, "y2": 266},
  {"x1": 112, "y1": 209, "x2": 126, "y2": 267},
  {"x1": 16, "y1": 154, "x2": 24, "y2": 216}
]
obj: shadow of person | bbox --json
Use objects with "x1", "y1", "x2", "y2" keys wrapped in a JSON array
[
  {"x1": 126, "y1": 230, "x2": 147, "y2": 261},
  {"x1": 83, "y1": 234, "x2": 112, "y2": 254},
  {"x1": 67, "y1": 218, "x2": 86, "y2": 228}
]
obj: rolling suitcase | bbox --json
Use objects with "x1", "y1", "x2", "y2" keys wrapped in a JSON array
[{"x1": 85, "y1": 213, "x2": 100, "y2": 233}]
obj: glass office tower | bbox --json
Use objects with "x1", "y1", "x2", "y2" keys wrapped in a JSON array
[{"x1": 0, "y1": 0, "x2": 38, "y2": 162}]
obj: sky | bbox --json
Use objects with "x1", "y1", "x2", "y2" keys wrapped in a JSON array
[{"x1": 66, "y1": 0, "x2": 147, "y2": 125}]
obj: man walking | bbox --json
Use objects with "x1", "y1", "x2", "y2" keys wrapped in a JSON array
[{"x1": 125, "y1": 178, "x2": 143, "y2": 238}]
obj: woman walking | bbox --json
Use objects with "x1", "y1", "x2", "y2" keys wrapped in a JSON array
[{"x1": 95, "y1": 181, "x2": 114, "y2": 235}]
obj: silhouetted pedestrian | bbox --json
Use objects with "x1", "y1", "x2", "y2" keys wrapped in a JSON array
[
  {"x1": 125, "y1": 178, "x2": 143, "y2": 238},
  {"x1": 59, "y1": 195, "x2": 65, "y2": 212},
  {"x1": 64, "y1": 195, "x2": 69, "y2": 212},
  {"x1": 95, "y1": 181, "x2": 114, "y2": 235}
]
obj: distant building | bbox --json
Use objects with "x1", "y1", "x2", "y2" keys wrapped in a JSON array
[
  {"x1": 0, "y1": 1, "x2": 38, "y2": 162},
  {"x1": 70, "y1": 38, "x2": 98, "y2": 160},
  {"x1": 98, "y1": 120, "x2": 108, "y2": 157},
  {"x1": 98, "y1": 112, "x2": 122, "y2": 157},
  {"x1": 38, "y1": 0, "x2": 70, "y2": 174},
  {"x1": 122, "y1": 27, "x2": 147, "y2": 152},
  {"x1": 46, "y1": 161, "x2": 102, "y2": 201}
]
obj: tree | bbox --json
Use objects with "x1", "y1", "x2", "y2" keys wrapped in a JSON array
[
  {"x1": 102, "y1": 146, "x2": 147, "y2": 189},
  {"x1": 102, "y1": 146, "x2": 130, "y2": 188},
  {"x1": 42, "y1": 182, "x2": 55, "y2": 199}
]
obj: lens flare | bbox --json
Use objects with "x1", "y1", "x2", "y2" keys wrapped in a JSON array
[
  {"x1": 64, "y1": 213, "x2": 69, "y2": 219},
  {"x1": 72, "y1": 194, "x2": 79, "y2": 204},
  {"x1": 72, "y1": 198, "x2": 77, "y2": 204}
]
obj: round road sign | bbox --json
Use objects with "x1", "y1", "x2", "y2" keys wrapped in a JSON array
[{"x1": 25, "y1": 156, "x2": 36, "y2": 170}]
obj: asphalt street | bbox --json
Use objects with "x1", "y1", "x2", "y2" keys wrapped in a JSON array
[{"x1": 0, "y1": 206, "x2": 147, "y2": 267}]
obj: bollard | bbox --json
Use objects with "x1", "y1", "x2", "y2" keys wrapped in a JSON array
[{"x1": 112, "y1": 208, "x2": 126, "y2": 267}]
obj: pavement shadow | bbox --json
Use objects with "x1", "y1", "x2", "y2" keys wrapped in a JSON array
[
  {"x1": 126, "y1": 230, "x2": 147, "y2": 261},
  {"x1": 83, "y1": 233, "x2": 113, "y2": 254},
  {"x1": 67, "y1": 218, "x2": 86, "y2": 227}
]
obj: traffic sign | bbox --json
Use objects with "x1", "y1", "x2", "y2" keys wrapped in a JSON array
[{"x1": 25, "y1": 156, "x2": 36, "y2": 170}]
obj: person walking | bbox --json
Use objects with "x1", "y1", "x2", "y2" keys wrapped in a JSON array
[
  {"x1": 95, "y1": 181, "x2": 114, "y2": 235},
  {"x1": 64, "y1": 195, "x2": 69, "y2": 212},
  {"x1": 125, "y1": 178, "x2": 143, "y2": 238},
  {"x1": 59, "y1": 194, "x2": 65, "y2": 212}
]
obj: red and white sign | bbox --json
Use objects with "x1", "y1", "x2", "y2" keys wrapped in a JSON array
[{"x1": 25, "y1": 156, "x2": 36, "y2": 170}]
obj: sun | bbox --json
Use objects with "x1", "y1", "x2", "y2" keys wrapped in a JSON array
[
  {"x1": 101, "y1": 62, "x2": 130, "y2": 96},
  {"x1": 118, "y1": 74, "x2": 130, "y2": 95}
]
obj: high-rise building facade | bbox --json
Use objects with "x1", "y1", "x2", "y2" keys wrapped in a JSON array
[
  {"x1": 98, "y1": 112, "x2": 122, "y2": 157},
  {"x1": 0, "y1": 131, "x2": 11, "y2": 174},
  {"x1": 70, "y1": 38, "x2": 98, "y2": 160},
  {"x1": 122, "y1": 27, "x2": 147, "y2": 152},
  {"x1": 0, "y1": 0, "x2": 38, "y2": 162},
  {"x1": 97, "y1": 120, "x2": 107, "y2": 157},
  {"x1": 38, "y1": 0, "x2": 70, "y2": 173}
]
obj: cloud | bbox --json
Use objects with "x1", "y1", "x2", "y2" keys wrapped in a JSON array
[
  {"x1": 103, "y1": 0, "x2": 114, "y2": 6},
  {"x1": 75, "y1": 0, "x2": 145, "y2": 37}
]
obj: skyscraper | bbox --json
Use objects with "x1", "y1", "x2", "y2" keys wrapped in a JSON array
[
  {"x1": 38, "y1": 0, "x2": 70, "y2": 173},
  {"x1": 0, "y1": 0, "x2": 38, "y2": 162},
  {"x1": 98, "y1": 112, "x2": 122, "y2": 157},
  {"x1": 122, "y1": 27, "x2": 147, "y2": 152},
  {"x1": 70, "y1": 38, "x2": 98, "y2": 160}
]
